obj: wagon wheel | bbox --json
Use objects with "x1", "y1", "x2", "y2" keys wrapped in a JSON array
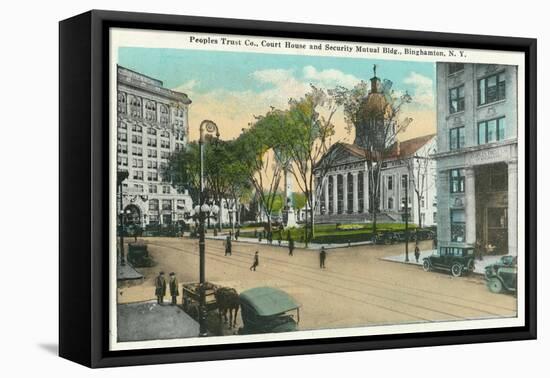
[
  {"x1": 487, "y1": 278, "x2": 503, "y2": 294},
  {"x1": 450, "y1": 263, "x2": 463, "y2": 277},
  {"x1": 182, "y1": 292, "x2": 190, "y2": 312},
  {"x1": 422, "y1": 260, "x2": 431, "y2": 272}
]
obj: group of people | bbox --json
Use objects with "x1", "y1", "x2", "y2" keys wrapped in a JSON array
[
  {"x1": 224, "y1": 229, "x2": 328, "y2": 270},
  {"x1": 154, "y1": 271, "x2": 179, "y2": 305}
]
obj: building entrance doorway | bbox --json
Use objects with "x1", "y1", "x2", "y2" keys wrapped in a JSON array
[{"x1": 475, "y1": 162, "x2": 508, "y2": 255}]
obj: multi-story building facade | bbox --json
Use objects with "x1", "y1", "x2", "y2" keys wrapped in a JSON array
[
  {"x1": 116, "y1": 65, "x2": 193, "y2": 227},
  {"x1": 434, "y1": 63, "x2": 518, "y2": 256}
]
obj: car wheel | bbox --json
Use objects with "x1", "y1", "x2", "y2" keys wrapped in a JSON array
[
  {"x1": 488, "y1": 277, "x2": 503, "y2": 294},
  {"x1": 451, "y1": 263, "x2": 463, "y2": 277},
  {"x1": 422, "y1": 260, "x2": 431, "y2": 272}
]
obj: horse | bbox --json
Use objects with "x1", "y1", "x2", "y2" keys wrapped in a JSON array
[{"x1": 214, "y1": 287, "x2": 240, "y2": 329}]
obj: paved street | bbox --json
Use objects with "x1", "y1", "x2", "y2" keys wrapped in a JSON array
[{"x1": 118, "y1": 237, "x2": 517, "y2": 332}]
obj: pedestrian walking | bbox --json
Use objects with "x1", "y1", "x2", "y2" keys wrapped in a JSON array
[
  {"x1": 288, "y1": 237, "x2": 295, "y2": 256},
  {"x1": 224, "y1": 235, "x2": 232, "y2": 256},
  {"x1": 267, "y1": 231, "x2": 273, "y2": 245},
  {"x1": 414, "y1": 244, "x2": 420, "y2": 263},
  {"x1": 250, "y1": 251, "x2": 259, "y2": 271},
  {"x1": 168, "y1": 272, "x2": 179, "y2": 305},
  {"x1": 155, "y1": 271, "x2": 167, "y2": 304},
  {"x1": 235, "y1": 229, "x2": 240, "y2": 241},
  {"x1": 319, "y1": 247, "x2": 327, "y2": 269}
]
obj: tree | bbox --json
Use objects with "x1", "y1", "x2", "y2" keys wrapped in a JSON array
[
  {"x1": 164, "y1": 142, "x2": 201, "y2": 201},
  {"x1": 165, "y1": 137, "x2": 251, "y2": 230},
  {"x1": 282, "y1": 86, "x2": 338, "y2": 244},
  {"x1": 405, "y1": 141, "x2": 436, "y2": 229},
  {"x1": 331, "y1": 77, "x2": 413, "y2": 233},
  {"x1": 235, "y1": 109, "x2": 287, "y2": 232}
]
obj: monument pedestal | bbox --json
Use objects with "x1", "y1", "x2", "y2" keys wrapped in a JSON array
[{"x1": 283, "y1": 208, "x2": 297, "y2": 228}]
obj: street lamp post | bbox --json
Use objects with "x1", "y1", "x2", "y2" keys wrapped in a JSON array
[
  {"x1": 117, "y1": 170, "x2": 129, "y2": 265},
  {"x1": 198, "y1": 120, "x2": 219, "y2": 337}
]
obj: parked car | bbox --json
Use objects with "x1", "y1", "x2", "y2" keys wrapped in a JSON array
[
  {"x1": 423, "y1": 245, "x2": 476, "y2": 277},
  {"x1": 485, "y1": 255, "x2": 517, "y2": 294},
  {"x1": 238, "y1": 287, "x2": 300, "y2": 335}
]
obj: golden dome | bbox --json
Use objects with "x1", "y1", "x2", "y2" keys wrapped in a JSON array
[{"x1": 359, "y1": 91, "x2": 393, "y2": 120}]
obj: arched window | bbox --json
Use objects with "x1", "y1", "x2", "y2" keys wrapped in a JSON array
[
  {"x1": 117, "y1": 92, "x2": 126, "y2": 114},
  {"x1": 159, "y1": 104, "x2": 169, "y2": 126},
  {"x1": 128, "y1": 96, "x2": 142, "y2": 118},
  {"x1": 145, "y1": 101, "x2": 156, "y2": 121}
]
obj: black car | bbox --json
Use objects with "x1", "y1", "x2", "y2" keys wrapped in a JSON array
[
  {"x1": 423, "y1": 245, "x2": 476, "y2": 277},
  {"x1": 485, "y1": 255, "x2": 517, "y2": 294}
]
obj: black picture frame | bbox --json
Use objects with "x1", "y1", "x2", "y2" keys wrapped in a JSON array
[{"x1": 59, "y1": 9, "x2": 537, "y2": 368}]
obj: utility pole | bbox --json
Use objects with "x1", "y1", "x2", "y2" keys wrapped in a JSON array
[{"x1": 403, "y1": 175, "x2": 409, "y2": 262}]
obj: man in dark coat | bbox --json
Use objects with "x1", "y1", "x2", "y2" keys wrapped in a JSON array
[
  {"x1": 155, "y1": 271, "x2": 167, "y2": 304},
  {"x1": 250, "y1": 251, "x2": 259, "y2": 271},
  {"x1": 225, "y1": 235, "x2": 232, "y2": 256},
  {"x1": 288, "y1": 237, "x2": 295, "y2": 256},
  {"x1": 319, "y1": 247, "x2": 327, "y2": 269},
  {"x1": 168, "y1": 272, "x2": 179, "y2": 305},
  {"x1": 414, "y1": 244, "x2": 420, "y2": 263}
]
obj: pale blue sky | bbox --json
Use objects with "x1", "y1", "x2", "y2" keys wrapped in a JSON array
[
  {"x1": 118, "y1": 47, "x2": 436, "y2": 141},
  {"x1": 119, "y1": 47, "x2": 435, "y2": 96}
]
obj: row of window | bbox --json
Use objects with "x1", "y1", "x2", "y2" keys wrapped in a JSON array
[
  {"x1": 449, "y1": 116, "x2": 507, "y2": 150},
  {"x1": 131, "y1": 170, "x2": 161, "y2": 181},
  {"x1": 118, "y1": 93, "x2": 184, "y2": 119},
  {"x1": 130, "y1": 184, "x2": 172, "y2": 195},
  {"x1": 147, "y1": 198, "x2": 187, "y2": 211},
  {"x1": 448, "y1": 72, "x2": 506, "y2": 115},
  {"x1": 116, "y1": 144, "x2": 173, "y2": 160},
  {"x1": 119, "y1": 123, "x2": 175, "y2": 137}
]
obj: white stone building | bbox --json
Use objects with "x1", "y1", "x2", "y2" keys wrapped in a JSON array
[
  {"x1": 314, "y1": 134, "x2": 437, "y2": 227},
  {"x1": 433, "y1": 63, "x2": 518, "y2": 256},
  {"x1": 116, "y1": 65, "x2": 194, "y2": 227}
]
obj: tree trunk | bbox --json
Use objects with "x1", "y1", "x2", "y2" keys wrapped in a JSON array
[{"x1": 417, "y1": 193, "x2": 423, "y2": 229}]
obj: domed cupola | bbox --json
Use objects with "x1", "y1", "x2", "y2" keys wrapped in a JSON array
[{"x1": 354, "y1": 65, "x2": 393, "y2": 149}]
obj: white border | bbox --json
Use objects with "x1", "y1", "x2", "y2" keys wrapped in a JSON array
[{"x1": 109, "y1": 27, "x2": 526, "y2": 351}]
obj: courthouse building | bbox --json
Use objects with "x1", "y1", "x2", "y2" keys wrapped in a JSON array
[
  {"x1": 116, "y1": 65, "x2": 193, "y2": 227},
  {"x1": 433, "y1": 63, "x2": 518, "y2": 256},
  {"x1": 314, "y1": 67, "x2": 437, "y2": 226},
  {"x1": 314, "y1": 135, "x2": 437, "y2": 226}
]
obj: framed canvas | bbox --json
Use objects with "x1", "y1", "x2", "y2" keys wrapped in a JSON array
[{"x1": 59, "y1": 10, "x2": 537, "y2": 368}]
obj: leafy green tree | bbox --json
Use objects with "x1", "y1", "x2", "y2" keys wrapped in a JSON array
[
  {"x1": 330, "y1": 77, "x2": 413, "y2": 232},
  {"x1": 235, "y1": 110, "x2": 288, "y2": 231},
  {"x1": 282, "y1": 85, "x2": 338, "y2": 244}
]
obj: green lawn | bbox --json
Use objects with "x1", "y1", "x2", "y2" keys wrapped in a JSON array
[{"x1": 239, "y1": 222, "x2": 419, "y2": 243}]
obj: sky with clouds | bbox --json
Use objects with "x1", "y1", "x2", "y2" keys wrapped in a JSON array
[{"x1": 119, "y1": 47, "x2": 436, "y2": 143}]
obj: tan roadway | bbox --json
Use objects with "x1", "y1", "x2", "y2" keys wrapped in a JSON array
[{"x1": 118, "y1": 237, "x2": 517, "y2": 331}]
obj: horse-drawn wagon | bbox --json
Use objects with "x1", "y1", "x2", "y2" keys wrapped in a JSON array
[{"x1": 181, "y1": 282, "x2": 240, "y2": 335}]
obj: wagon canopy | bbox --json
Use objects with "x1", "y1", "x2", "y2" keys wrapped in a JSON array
[{"x1": 239, "y1": 287, "x2": 299, "y2": 316}]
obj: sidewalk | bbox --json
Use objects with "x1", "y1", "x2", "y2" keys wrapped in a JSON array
[
  {"x1": 117, "y1": 300, "x2": 199, "y2": 341},
  {"x1": 117, "y1": 258, "x2": 144, "y2": 282},
  {"x1": 205, "y1": 234, "x2": 373, "y2": 250},
  {"x1": 381, "y1": 249, "x2": 503, "y2": 275}
]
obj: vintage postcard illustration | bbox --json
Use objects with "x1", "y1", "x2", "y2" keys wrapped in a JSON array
[{"x1": 109, "y1": 28, "x2": 525, "y2": 351}]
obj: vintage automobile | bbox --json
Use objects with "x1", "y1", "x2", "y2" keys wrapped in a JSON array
[
  {"x1": 238, "y1": 287, "x2": 300, "y2": 335},
  {"x1": 485, "y1": 255, "x2": 517, "y2": 294},
  {"x1": 422, "y1": 244, "x2": 476, "y2": 277}
]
